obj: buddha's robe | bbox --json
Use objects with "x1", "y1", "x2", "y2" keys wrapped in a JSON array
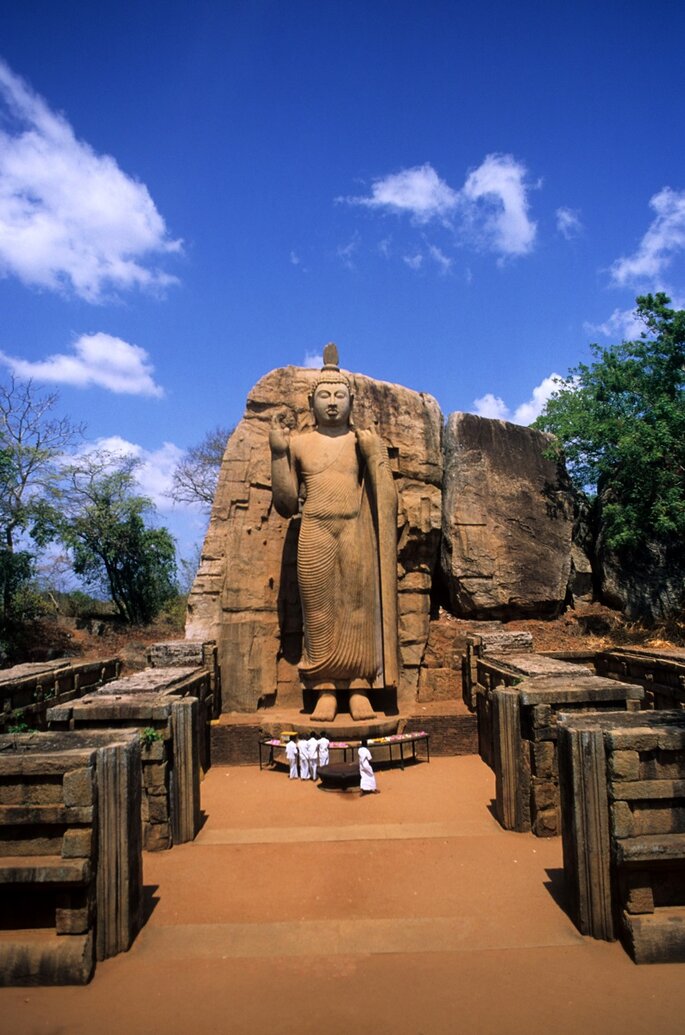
[{"x1": 296, "y1": 434, "x2": 391, "y2": 688}]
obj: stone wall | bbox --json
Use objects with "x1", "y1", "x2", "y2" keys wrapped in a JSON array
[
  {"x1": 595, "y1": 647, "x2": 685, "y2": 710},
  {"x1": 186, "y1": 366, "x2": 443, "y2": 714},
  {"x1": 0, "y1": 658, "x2": 121, "y2": 734}
]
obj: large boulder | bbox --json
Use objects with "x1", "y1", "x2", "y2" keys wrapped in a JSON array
[
  {"x1": 186, "y1": 366, "x2": 443, "y2": 713},
  {"x1": 597, "y1": 537, "x2": 685, "y2": 621},
  {"x1": 441, "y1": 412, "x2": 574, "y2": 618}
]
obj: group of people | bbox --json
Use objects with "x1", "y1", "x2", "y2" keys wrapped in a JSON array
[
  {"x1": 285, "y1": 732, "x2": 377, "y2": 793},
  {"x1": 286, "y1": 732, "x2": 330, "y2": 781}
]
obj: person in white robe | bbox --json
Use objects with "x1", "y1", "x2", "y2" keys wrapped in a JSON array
[
  {"x1": 297, "y1": 734, "x2": 310, "y2": 780},
  {"x1": 358, "y1": 738, "x2": 377, "y2": 794},
  {"x1": 317, "y1": 731, "x2": 330, "y2": 770},
  {"x1": 285, "y1": 736, "x2": 299, "y2": 779},
  {"x1": 307, "y1": 731, "x2": 319, "y2": 781}
]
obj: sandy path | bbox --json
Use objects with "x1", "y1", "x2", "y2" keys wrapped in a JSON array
[{"x1": 1, "y1": 756, "x2": 682, "y2": 1035}]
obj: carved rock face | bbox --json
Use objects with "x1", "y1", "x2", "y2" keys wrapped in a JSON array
[
  {"x1": 186, "y1": 366, "x2": 443, "y2": 713},
  {"x1": 441, "y1": 412, "x2": 574, "y2": 619}
]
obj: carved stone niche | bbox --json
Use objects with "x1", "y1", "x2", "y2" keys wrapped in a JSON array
[{"x1": 186, "y1": 365, "x2": 443, "y2": 714}]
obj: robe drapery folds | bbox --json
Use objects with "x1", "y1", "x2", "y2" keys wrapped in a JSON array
[{"x1": 297, "y1": 434, "x2": 398, "y2": 689}]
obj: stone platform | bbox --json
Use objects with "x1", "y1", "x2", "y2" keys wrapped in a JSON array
[{"x1": 210, "y1": 701, "x2": 477, "y2": 765}]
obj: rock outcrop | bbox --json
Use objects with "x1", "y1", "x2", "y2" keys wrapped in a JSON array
[
  {"x1": 440, "y1": 413, "x2": 574, "y2": 618},
  {"x1": 186, "y1": 366, "x2": 443, "y2": 713}
]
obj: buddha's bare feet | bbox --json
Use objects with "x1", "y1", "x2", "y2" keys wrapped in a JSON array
[
  {"x1": 311, "y1": 691, "x2": 337, "y2": 722},
  {"x1": 349, "y1": 691, "x2": 376, "y2": 721}
]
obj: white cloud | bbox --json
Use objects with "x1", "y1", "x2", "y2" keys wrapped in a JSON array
[
  {"x1": 584, "y1": 306, "x2": 646, "y2": 341},
  {"x1": 289, "y1": 251, "x2": 300, "y2": 265},
  {"x1": 472, "y1": 373, "x2": 562, "y2": 426},
  {"x1": 78, "y1": 435, "x2": 184, "y2": 511},
  {"x1": 0, "y1": 59, "x2": 181, "y2": 302},
  {"x1": 610, "y1": 187, "x2": 685, "y2": 287},
  {"x1": 0, "y1": 332, "x2": 164, "y2": 396},
  {"x1": 512, "y1": 374, "x2": 562, "y2": 424},
  {"x1": 403, "y1": 253, "x2": 423, "y2": 270},
  {"x1": 337, "y1": 234, "x2": 360, "y2": 269},
  {"x1": 427, "y1": 243, "x2": 453, "y2": 273},
  {"x1": 303, "y1": 352, "x2": 323, "y2": 368},
  {"x1": 472, "y1": 392, "x2": 509, "y2": 419},
  {"x1": 556, "y1": 206, "x2": 582, "y2": 239},
  {"x1": 342, "y1": 163, "x2": 458, "y2": 223},
  {"x1": 341, "y1": 154, "x2": 536, "y2": 259},
  {"x1": 461, "y1": 154, "x2": 536, "y2": 256}
]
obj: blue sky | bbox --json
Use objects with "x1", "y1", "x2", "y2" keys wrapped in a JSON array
[{"x1": 1, "y1": 0, "x2": 684, "y2": 562}]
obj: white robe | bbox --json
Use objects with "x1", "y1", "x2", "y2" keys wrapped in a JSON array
[
  {"x1": 307, "y1": 736, "x2": 319, "y2": 780},
  {"x1": 297, "y1": 740, "x2": 310, "y2": 779},
  {"x1": 317, "y1": 736, "x2": 330, "y2": 768},
  {"x1": 285, "y1": 741, "x2": 298, "y2": 779},
  {"x1": 358, "y1": 746, "x2": 376, "y2": 792}
]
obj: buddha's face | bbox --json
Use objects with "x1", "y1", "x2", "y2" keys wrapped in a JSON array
[{"x1": 312, "y1": 382, "x2": 352, "y2": 427}]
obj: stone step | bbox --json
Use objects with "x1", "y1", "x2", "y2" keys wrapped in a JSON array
[
  {"x1": 0, "y1": 929, "x2": 93, "y2": 985},
  {"x1": 0, "y1": 854, "x2": 90, "y2": 884},
  {"x1": 623, "y1": 907, "x2": 685, "y2": 964},
  {"x1": 615, "y1": 833, "x2": 685, "y2": 864}
]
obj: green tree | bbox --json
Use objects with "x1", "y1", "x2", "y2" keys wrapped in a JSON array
[
  {"x1": 56, "y1": 452, "x2": 178, "y2": 625},
  {"x1": 0, "y1": 379, "x2": 82, "y2": 650},
  {"x1": 534, "y1": 293, "x2": 685, "y2": 552}
]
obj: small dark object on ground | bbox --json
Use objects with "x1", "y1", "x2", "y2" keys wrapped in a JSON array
[{"x1": 317, "y1": 762, "x2": 360, "y2": 790}]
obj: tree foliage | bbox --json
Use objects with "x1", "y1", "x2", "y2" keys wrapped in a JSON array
[
  {"x1": 535, "y1": 293, "x2": 685, "y2": 552},
  {"x1": 170, "y1": 425, "x2": 230, "y2": 509},
  {"x1": 55, "y1": 453, "x2": 178, "y2": 625},
  {"x1": 0, "y1": 379, "x2": 82, "y2": 645}
]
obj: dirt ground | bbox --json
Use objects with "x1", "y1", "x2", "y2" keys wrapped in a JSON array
[{"x1": 1, "y1": 755, "x2": 682, "y2": 1035}]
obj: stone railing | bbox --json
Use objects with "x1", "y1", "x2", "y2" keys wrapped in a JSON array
[
  {"x1": 558, "y1": 710, "x2": 685, "y2": 963},
  {"x1": 0, "y1": 658, "x2": 121, "y2": 734},
  {"x1": 492, "y1": 675, "x2": 643, "y2": 837},
  {"x1": 0, "y1": 729, "x2": 142, "y2": 985},
  {"x1": 595, "y1": 647, "x2": 685, "y2": 710},
  {"x1": 47, "y1": 668, "x2": 207, "y2": 851}
]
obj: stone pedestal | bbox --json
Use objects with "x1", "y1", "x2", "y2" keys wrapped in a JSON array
[
  {"x1": 490, "y1": 672, "x2": 642, "y2": 837},
  {"x1": 558, "y1": 710, "x2": 685, "y2": 963},
  {"x1": 0, "y1": 729, "x2": 142, "y2": 985},
  {"x1": 48, "y1": 667, "x2": 206, "y2": 850}
]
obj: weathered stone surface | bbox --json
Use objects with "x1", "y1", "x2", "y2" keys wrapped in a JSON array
[
  {"x1": 187, "y1": 365, "x2": 443, "y2": 714},
  {"x1": 559, "y1": 710, "x2": 685, "y2": 963},
  {"x1": 441, "y1": 412, "x2": 573, "y2": 618}
]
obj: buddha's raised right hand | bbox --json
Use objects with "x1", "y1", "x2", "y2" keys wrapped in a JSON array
[{"x1": 269, "y1": 412, "x2": 291, "y2": 455}]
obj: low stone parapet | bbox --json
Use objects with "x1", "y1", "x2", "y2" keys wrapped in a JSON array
[
  {"x1": 474, "y1": 651, "x2": 593, "y2": 768},
  {"x1": 461, "y1": 630, "x2": 534, "y2": 711},
  {"x1": 0, "y1": 729, "x2": 142, "y2": 984},
  {"x1": 595, "y1": 647, "x2": 685, "y2": 710},
  {"x1": 558, "y1": 710, "x2": 685, "y2": 963},
  {"x1": 147, "y1": 639, "x2": 220, "y2": 718},
  {"x1": 47, "y1": 667, "x2": 206, "y2": 850},
  {"x1": 0, "y1": 658, "x2": 121, "y2": 734},
  {"x1": 492, "y1": 674, "x2": 642, "y2": 837}
]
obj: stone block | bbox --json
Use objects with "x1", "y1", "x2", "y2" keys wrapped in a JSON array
[
  {"x1": 531, "y1": 741, "x2": 556, "y2": 777},
  {"x1": 62, "y1": 828, "x2": 93, "y2": 859},
  {"x1": 612, "y1": 801, "x2": 633, "y2": 839},
  {"x1": 610, "y1": 750, "x2": 640, "y2": 781},
  {"x1": 62, "y1": 768, "x2": 94, "y2": 808}
]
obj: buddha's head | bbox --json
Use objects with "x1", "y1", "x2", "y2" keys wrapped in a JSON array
[{"x1": 310, "y1": 371, "x2": 353, "y2": 428}]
